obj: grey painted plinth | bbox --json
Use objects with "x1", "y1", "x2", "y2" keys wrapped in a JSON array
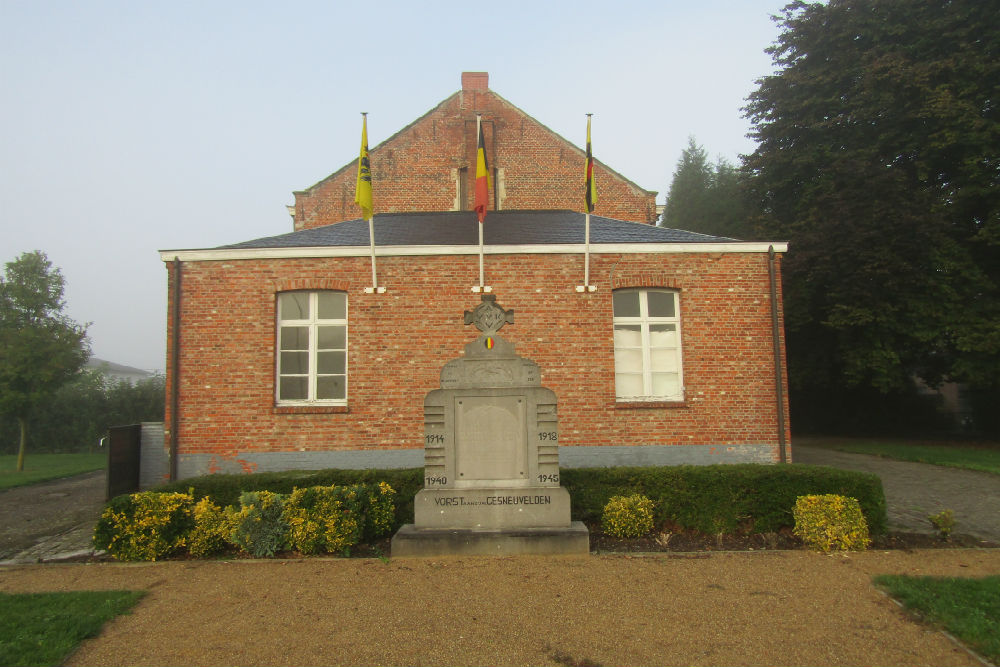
[
  {"x1": 391, "y1": 522, "x2": 590, "y2": 557},
  {"x1": 413, "y1": 486, "x2": 572, "y2": 529}
]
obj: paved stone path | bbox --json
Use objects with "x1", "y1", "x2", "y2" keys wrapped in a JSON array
[
  {"x1": 793, "y1": 444, "x2": 1000, "y2": 541},
  {"x1": 0, "y1": 470, "x2": 106, "y2": 564}
]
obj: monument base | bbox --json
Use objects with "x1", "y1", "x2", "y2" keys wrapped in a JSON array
[
  {"x1": 413, "y1": 486, "x2": 572, "y2": 529},
  {"x1": 390, "y1": 522, "x2": 590, "y2": 558}
]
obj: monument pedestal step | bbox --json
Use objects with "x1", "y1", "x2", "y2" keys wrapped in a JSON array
[{"x1": 390, "y1": 522, "x2": 589, "y2": 557}]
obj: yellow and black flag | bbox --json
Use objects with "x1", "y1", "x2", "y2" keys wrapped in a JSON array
[
  {"x1": 355, "y1": 114, "x2": 373, "y2": 221},
  {"x1": 474, "y1": 115, "x2": 491, "y2": 223},
  {"x1": 585, "y1": 114, "x2": 597, "y2": 213}
]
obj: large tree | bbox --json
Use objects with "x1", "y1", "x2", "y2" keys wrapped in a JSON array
[
  {"x1": 0, "y1": 251, "x2": 89, "y2": 470},
  {"x1": 663, "y1": 137, "x2": 753, "y2": 239},
  {"x1": 742, "y1": 0, "x2": 1000, "y2": 427}
]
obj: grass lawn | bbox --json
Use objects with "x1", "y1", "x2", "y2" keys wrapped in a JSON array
[
  {"x1": 797, "y1": 437, "x2": 1000, "y2": 475},
  {"x1": 874, "y1": 575, "x2": 1000, "y2": 664},
  {"x1": 0, "y1": 452, "x2": 107, "y2": 491},
  {"x1": 0, "y1": 591, "x2": 144, "y2": 667}
]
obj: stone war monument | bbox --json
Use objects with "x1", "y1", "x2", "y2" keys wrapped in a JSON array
[{"x1": 391, "y1": 295, "x2": 589, "y2": 556}]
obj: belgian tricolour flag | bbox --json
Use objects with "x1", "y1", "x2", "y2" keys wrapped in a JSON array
[
  {"x1": 585, "y1": 114, "x2": 597, "y2": 213},
  {"x1": 474, "y1": 116, "x2": 491, "y2": 223},
  {"x1": 355, "y1": 114, "x2": 373, "y2": 221}
]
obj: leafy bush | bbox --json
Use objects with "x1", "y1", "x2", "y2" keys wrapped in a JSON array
[
  {"x1": 602, "y1": 494, "x2": 655, "y2": 538},
  {"x1": 97, "y1": 479, "x2": 397, "y2": 560},
  {"x1": 793, "y1": 494, "x2": 871, "y2": 552},
  {"x1": 93, "y1": 491, "x2": 194, "y2": 561},
  {"x1": 231, "y1": 491, "x2": 289, "y2": 557},
  {"x1": 928, "y1": 509, "x2": 956, "y2": 539},
  {"x1": 158, "y1": 467, "x2": 422, "y2": 533},
  {"x1": 362, "y1": 481, "x2": 397, "y2": 540},
  {"x1": 283, "y1": 486, "x2": 361, "y2": 555},
  {"x1": 561, "y1": 464, "x2": 887, "y2": 536},
  {"x1": 187, "y1": 497, "x2": 236, "y2": 557}
]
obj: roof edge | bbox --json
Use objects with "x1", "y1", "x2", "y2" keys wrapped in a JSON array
[{"x1": 160, "y1": 241, "x2": 788, "y2": 263}]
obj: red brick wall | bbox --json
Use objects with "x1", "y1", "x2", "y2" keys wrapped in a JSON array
[
  {"x1": 293, "y1": 84, "x2": 658, "y2": 229},
  {"x1": 164, "y1": 251, "x2": 790, "y2": 461}
]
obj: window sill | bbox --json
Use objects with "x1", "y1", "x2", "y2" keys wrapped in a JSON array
[
  {"x1": 614, "y1": 400, "x2": 688, "y2": 410},
  {"x1": 273, "y1": 405, "x2": 349, "y2": 415}
]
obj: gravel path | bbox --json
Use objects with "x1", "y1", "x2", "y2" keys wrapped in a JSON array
[{"x1": 2, "y1": 550, "x2": 998, "y2": 666}]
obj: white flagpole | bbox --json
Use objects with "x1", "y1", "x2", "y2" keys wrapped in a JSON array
[
  {"x1": 367, "y1": 216, "x2": 381, "y2": 293},
  {"x1": 578, "y1": 113, "x2": 596, "y2": 293},
  {"x1": 478, "y1": 218, "x2": 485, "y2": 291},
  {"x1": 475, "y1": 113, "x2": 489, "y2": 293}
]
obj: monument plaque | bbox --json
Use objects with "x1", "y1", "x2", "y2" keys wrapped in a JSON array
[{"x1": 392, "y1": 295, "x2": 589, "y2": 556}]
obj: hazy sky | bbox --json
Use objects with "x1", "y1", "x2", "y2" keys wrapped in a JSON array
[{"x1": 1, "y1": 0, "x2": 788, "y2": 372}]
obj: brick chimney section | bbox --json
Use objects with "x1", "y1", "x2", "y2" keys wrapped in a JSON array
[{"x1": 462, "y1": 72, "x2": 489, "y2": 90}]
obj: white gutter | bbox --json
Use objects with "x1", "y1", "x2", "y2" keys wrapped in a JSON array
[{"x1": 160, "y1": 242, "x2": 788, "y2": 263}]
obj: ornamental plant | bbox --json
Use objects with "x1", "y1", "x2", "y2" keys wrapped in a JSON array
[
  {"x1": 231, "y1": 491, "x2": 289, "y2": 558},
  {"x1": 927, "y1": 509, "x2": 956, "y2": 540},
  {"x1": 93, "y1": 491, "x2": 195, "y2": 561},
  {"x1": 602, "y1": 494, "x2": 655, "y2": 538},
  {"x1": 365, "y1": 481, "x2": 397, "y2": 539},
  {"x1": 793, "y1": 494, "x2": 871, "y2": 552},
  {"x1": 283, "y1": 486, "x2": 361, "y2": 555},
  {"x1": 187, "y1": 497, "x2": 236, "y2": 557}
]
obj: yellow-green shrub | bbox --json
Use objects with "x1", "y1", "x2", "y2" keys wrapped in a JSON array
[
  {"x1": 602, "y1": 494, "x2": 655, "y2": 538},
  {"x1": 283, "y1": 486, "x2": 360, "y2": 555},
  {"x1": 793, "y1": 494, "x2": 871, "y2": 552},
  {"x1": 366, "y1": 481, "x2": 396, "y2": 538},
  {"x1": 94, "y1": 491, "x2": 195, "y2": 561},
  {"x1": 188, "y1": 497, "x2": 237, "y2": 557},
  {"x1": 927, "y1": 509, "x2": 956, "y2": 539}
]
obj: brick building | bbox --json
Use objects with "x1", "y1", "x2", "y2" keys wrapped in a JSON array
[{"x1": 159, "y1": 74, "x2": 790, "y2": 480}]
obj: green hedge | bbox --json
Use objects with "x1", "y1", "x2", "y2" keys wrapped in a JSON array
[
  {"x1": 155, "y1": 463, "x2": 886, "y2": 537},
  {"x1": 561, "y1": 464, "x2": 887, "y2": 536},
  {"x1": 158, "y1": 468, "x2": 424, "y2": 534}
]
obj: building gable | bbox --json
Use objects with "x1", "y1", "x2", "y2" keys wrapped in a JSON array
[{"x1": 291, "y1": 73, "x2": 658, "y2": 230}]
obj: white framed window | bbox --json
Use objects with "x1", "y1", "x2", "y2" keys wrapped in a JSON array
[
  {"x1": 613, "y1": 288, "x2": 683, "y2": 401},
  {"x1": 276, "y1": 291, "x2": 347, "y2": 405}
]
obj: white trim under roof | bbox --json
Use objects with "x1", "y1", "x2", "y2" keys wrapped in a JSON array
[{"x1": 160, "y1": 242, "x2": 788, "y2": 263}]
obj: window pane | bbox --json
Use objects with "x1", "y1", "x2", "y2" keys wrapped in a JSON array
[
  {"x1": 652, "y1": 372, "x2": 681, "y2": 397},
  {"x1": 612, "y1": 290, "x2": 640, "y2": 317},
  {"x1": 614, "y1": 348, "x2": 643, "y2": 372},
  {"x1": 650, "y1": 349, "x2": 678, "y2": 372},
  {"x1": 316, "y1": 376, "x2": 346, "y2": 400},
  {"x1": 279, "y1": 293, "x2": 309, "y2": 320},
  {"x1": 649, "y1": 324, "x2": 677, "y2": 347},
  {"x1": 280, "y1": 351, "x2": 308, "y2": 374},
  {"x1": 279, "y1": 376, "x2": 308, "y2": 400},
  {"x1": 317, "y1": 326, "x2": 346, "y2": 349},
  {"x1": 613, "y1": 325, "x2": 642, "y2": 347},
  {"x1": 280, "y1": 326, "x2": 309, "y2": 350},
  {"x1": 647, "y1": 291, "x2": 676, "y2": 318},
  {"x1": 317, "y1": 351, "x2": 345, "y2": 374},
  {"x1": 317, "y1": 292, "x2": 346, "y2": 320},
  {"x1": 615, "y1": 373, "x2": 644, "y2": 397}
]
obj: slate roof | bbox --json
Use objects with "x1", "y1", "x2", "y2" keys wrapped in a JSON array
[{"x1": 220, "y1": 211, "x2": 735, "y2": 250}]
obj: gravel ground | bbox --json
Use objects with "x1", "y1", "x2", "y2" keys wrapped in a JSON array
[
  {"x1": 2, "y1": 549, "x2": 998, "y2": 666},
  {"x1": 1, "y1": 446, "x2": 998, "y2": 665}
]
